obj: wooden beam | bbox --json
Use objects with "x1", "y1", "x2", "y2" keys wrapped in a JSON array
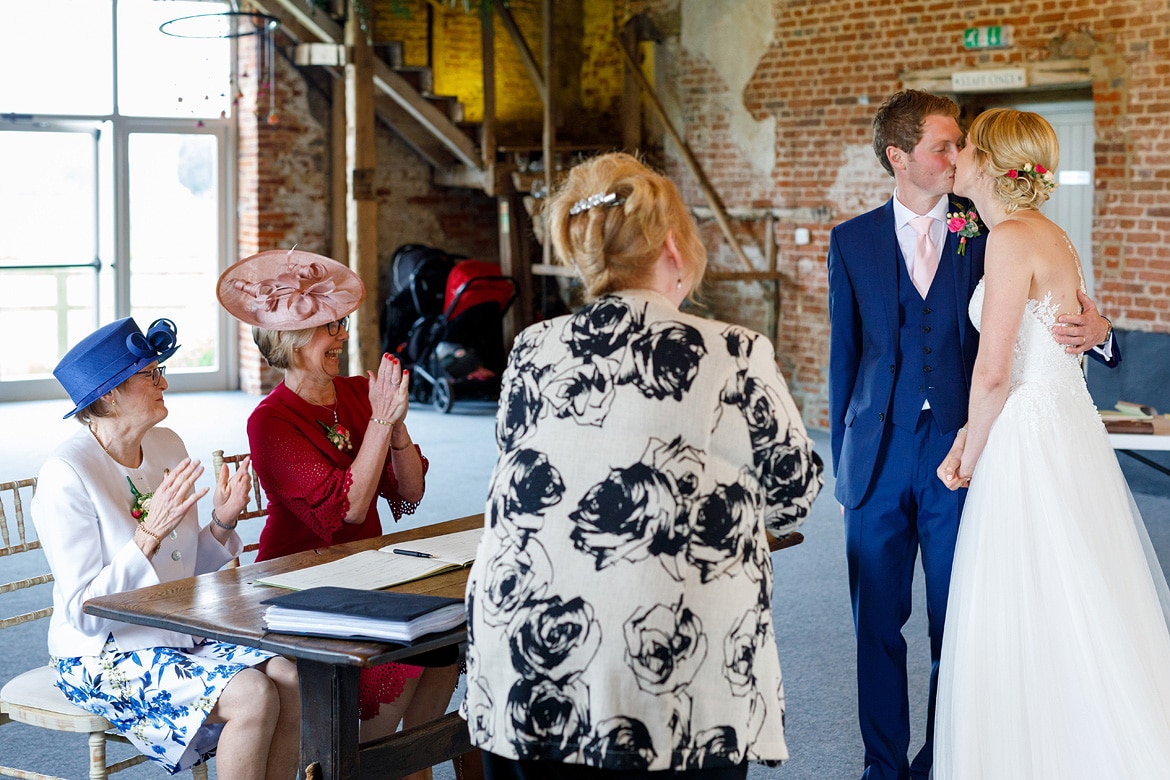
[
  {"x1": 481, "y1": 1, "x2": 497, "y2": 191},
  {"x1": 541, "y1": 0, "x2": 554, "y2": 268},
  {"x1": 372, "y1": 93, "x2": 460, "y2": 169},
  {"x1": 260, "y1": 0, "x2": 482, "y2": 171},
  {"x1": 616, "y1": 40, "x2": 767, "y2": 294},
  {"x1": 331, "y1": 78, "x2": 348, "y2": 269},
  {"x1": 345, "y1": 10, "x2": 380, "y2": 375},
  {"x1": 620, "y1": 23, "x2": 642, "y2": 153},
  {"x1": 372, "y1": 59, "x2": 482, "y2": 170},
  {"x1": 899, "y1": 59, "x2": 1093, "y2": 94},
  {"x1": 493, "y1": 0, "x2": 545, "y2": 102}
]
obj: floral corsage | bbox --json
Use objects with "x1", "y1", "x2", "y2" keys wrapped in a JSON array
[
  {"x1": 946, "y1": 205, "x2": 981, "y2": 256},
  {"x1": 127, "y1": 477, "x2": 152, "y2": 522},
  {"x1": 318, "y1": 420, "x2": 353, "y2": 451}
]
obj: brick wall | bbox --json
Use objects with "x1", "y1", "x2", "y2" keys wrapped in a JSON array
[
  {"x1": 629, "y1": 0, "x2": 1170, "y2": 429},
  {"x1": 235, "y1": 19, "x2": 498, "y2": 395}
]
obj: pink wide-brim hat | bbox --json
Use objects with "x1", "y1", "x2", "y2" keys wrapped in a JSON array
[{"x1": 217, "y1": 248, "x2": 366, "y2": 331}]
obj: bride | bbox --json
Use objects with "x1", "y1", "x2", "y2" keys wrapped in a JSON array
[{"x1": 933, "y1": 108, "x2": 1170, "y2": 778}]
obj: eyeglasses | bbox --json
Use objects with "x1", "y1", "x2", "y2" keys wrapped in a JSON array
[
  {"x1": 326, "y1": 316, "x2": 350, "y2": 336},
  {"x1": 134, "y1": 365, "x2": 167, "y2": 386}
]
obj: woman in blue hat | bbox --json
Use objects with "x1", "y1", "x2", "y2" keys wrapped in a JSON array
[{"x1": 32, "y1": 317, "x2": 300, "y2": 779}]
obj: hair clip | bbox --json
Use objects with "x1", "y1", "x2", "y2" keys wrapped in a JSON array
[{"x1": 569, "y1": 191, "x2": 626, "y2": 216}]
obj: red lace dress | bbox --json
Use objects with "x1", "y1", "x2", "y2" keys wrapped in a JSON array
[{"x1": 248, "y1": 376, "x2": 429, "y2": 719}]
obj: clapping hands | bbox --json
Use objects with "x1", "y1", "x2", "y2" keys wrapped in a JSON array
[
  {"x1": 368, "y1": 353, "x2": 410, "y2": 427},
  {"x1": 142, "y1": 458, "x2": 209, "y2": 538},
  {"x1": 213, "y1": 455, "x2": 254, "y2": 526}
]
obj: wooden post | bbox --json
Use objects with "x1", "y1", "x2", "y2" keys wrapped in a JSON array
[
  {"x1": 541, "y1": 0, "x2": 555, "y2": 268},
  {"x1": 620, "y1": 23, "x2": 642, "y2": 153},
  {"x1": 498, "y1": 195, "x2": 532, "y2": 345},
  {"x1": 481, "y1": 0, "x2": 497, "y2": 185},
  {"x1": 345, "y1": 5, "x2": 379, "y2": 375},
  {"x1": 765, "y1": 213, "x2": 780, "y2": 342},
  {"x1": 331, "y1": 78, "x2": 349, "y2": 267},
  {"x1": 616, "y1": 41, "x2": 766, "y2": 293}
]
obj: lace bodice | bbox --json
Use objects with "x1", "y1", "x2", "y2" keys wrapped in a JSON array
[{"x1": 969, "y1": 278, "x2": 1096, "y2": 418}]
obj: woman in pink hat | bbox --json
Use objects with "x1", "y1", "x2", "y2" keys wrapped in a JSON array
[
  {"x1": 34, "y1": 316, "x2": 300, "y2": 779},
  {"x1": 218, "y1": 249, "x2": 459, "y2": 762}
]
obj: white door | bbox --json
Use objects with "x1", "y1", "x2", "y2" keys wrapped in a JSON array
[{"x1": 1013, "y1": 100, "x2": 1096, "y2": 294}]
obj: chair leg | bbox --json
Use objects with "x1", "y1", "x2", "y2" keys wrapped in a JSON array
[
  {"x1": 88, "y1": 731, "x2": 109, "y2": 780},
  {"x1": 192, "y1": 761, "x2": 210, "y2": 779}
]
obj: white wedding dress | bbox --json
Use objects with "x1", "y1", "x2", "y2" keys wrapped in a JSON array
[{"x1": 934, "y1": 277, "x2": 1170, "y2": 779}]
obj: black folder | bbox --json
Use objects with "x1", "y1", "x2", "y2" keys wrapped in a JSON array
[{"x1": 260, "y1": 586, "x2": 465, "y2": 643}]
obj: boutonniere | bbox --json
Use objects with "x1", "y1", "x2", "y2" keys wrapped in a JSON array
[
  {"x1": 946, "y1": 204, "x2": 981, "y2": 256},
  {"x1": 127, "y1": 477, "x2": 152, "y2": 522},
  {"x1": 318, "y1": 419, "x2": 353, "y2": 451}
]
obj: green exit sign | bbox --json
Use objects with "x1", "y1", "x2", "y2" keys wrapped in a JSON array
[{"x1": 963, "y1": 26, "x2": 1012, "y2": 49}]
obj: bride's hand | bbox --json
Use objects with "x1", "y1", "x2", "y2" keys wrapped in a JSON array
[
  {"x1": 937, "y1": 430, "x2": 969, "y2": 491},
  {"x1": 937, "y1": 453, "x2": 967, "y2": 491}
]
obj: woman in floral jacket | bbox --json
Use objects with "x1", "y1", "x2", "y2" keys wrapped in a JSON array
[{"x1": 462, "y1": 152, "x2": 824, "y2": 780}]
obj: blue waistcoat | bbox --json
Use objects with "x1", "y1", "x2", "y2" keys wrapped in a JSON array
[{"x1": 890, "y1": 251, "x2": 968, "y2": 433}]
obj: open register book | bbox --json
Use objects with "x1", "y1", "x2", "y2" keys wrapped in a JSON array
[
  {"x1": 261, "y1": 586, "x2": 465, "y2": 643},
  {"x1": 254, "y1": 527, "x2": 483, "y2": 591}
]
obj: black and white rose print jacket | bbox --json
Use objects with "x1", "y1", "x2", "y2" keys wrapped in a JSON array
[{"x1": 462, "y1": 288, "x2": 823, "y2": 772}]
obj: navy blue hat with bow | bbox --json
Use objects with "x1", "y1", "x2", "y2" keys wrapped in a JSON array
[{"x1": 53, "y1": 317, "x2": 180, "y2": 419}]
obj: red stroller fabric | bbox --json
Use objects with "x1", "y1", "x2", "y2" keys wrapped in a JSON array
[{"x1": 444, "y1": 260, "x2": 516, "y2": 321}]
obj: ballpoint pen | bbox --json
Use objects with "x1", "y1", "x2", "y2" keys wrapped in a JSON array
[{"x1": 392, "y1": 549, "x2": 434, "y2": 558}]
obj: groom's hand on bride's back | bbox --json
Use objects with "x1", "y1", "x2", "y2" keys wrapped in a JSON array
[{"x1": 1053, "y1": 289, "x2": 1111, "y2": 355}]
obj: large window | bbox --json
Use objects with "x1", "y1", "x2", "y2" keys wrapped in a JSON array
[{"x1": 0, "y1": 0, "x2": 236, "y2": 400}]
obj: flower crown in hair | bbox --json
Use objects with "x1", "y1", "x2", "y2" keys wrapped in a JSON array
[
  {"x1": 569, "y1": 191, "x2": 626, "y2": 216},
  {"x1": 1006, "y1": 163, "x2": 1056, "y2": 192}
]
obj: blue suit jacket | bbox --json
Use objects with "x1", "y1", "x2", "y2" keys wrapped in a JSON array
[{"x1": 827, "y1": 198, "x2": 985, "y2": 509}]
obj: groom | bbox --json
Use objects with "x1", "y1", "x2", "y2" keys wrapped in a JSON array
[{"x1": 827, "y1": 90, "x2": 1118, "y2": 780}]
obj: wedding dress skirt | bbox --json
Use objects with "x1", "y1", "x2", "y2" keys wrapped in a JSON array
[{"x1": 934, "y1": 279, "x2": 1170, "y2": 779}]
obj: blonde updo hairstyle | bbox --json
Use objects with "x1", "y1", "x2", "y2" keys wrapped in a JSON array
[
  {"x1": 252, "y1": 326, "x2": 316, "y2": 370},
  {"x1": 545, "y1": 152, "x2": 707, "y2": 301},
  {"x1": 967, "y1": 107, "x2": 1059, "y2": 213}
]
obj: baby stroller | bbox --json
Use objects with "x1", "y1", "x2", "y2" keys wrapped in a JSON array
[
  {"x1": 384, "y1": 248, "x2": 517, "y2": 413},
  {"x1": 380, "y1": 244, "x2": 456, "y2": 357}
]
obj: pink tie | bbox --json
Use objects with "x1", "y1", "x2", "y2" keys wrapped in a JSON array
[{"x1": 910, "y1": 215, "x2": 938, "y2": 297}]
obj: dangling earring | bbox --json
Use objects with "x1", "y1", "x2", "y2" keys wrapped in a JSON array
[
  {"x1": 676, "y1": 277, "x2": 683, "y2": 291},
  {"x1": 110, "y1": 398, "x2": 119, "y2": 418}
]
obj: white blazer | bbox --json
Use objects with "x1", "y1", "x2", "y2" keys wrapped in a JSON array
[{"x1": 33, "y1": 426, "x2": 240, "y2": 657}]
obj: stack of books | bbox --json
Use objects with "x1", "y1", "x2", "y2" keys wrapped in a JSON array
[
  {"x1": 261, "y1": 586, "x2": 466, "y2": 643},
  {"x1": 1099, "y1": 400, "x2": 1169, "y2": 434}
]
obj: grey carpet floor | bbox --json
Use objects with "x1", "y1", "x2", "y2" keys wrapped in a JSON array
[{"x1": 2, "y1": 392, "x2": 1167, "y2": 779}]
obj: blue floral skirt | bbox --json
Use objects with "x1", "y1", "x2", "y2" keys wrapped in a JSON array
[{"x1": 54, "y1": 634, "x2": 277, "y2": 774}]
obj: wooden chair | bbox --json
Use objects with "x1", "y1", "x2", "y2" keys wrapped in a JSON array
[
  {"x1": 0, "y1": 479, "x2": 212, "y2": 776},
  {"x1": 0, "y1": 477, "x2": 209, "y2": 780},
  {"x1": 211, "y1": 450, "x2": 267, "y2": 566}
]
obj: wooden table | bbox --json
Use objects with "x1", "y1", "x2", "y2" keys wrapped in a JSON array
[
  {"x1": 83, "y1": 517, "x2": 804, "y2": 779},
  {"x1": 84, "y1": 515, "x2": 483, "y2": 780}
]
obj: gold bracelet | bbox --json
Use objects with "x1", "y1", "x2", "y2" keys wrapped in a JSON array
[
  {"x1": 370, "y1": 417, "x2": 394, "y2": 427},
  {"x1": 211, "y1": 508, "x2": 238, "y2": 531},
  {"x1": 391, "y1": 441, "x2": 414, "y2": 451},
  {"x1": 137, "y1": 524, "x2": 163, "y2": 543}
]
